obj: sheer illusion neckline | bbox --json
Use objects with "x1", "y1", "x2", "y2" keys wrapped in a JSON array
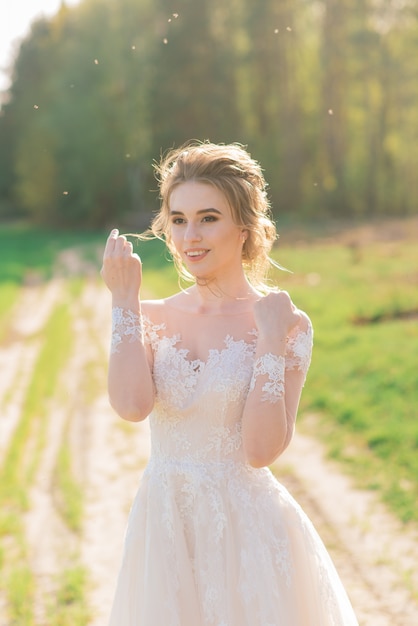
[
  {"x1": 142, "y1": 313, "x2": 258, "y2": 371},
  {"x1": 163, "y1": 301, "x2": 256, "y2": 317}
]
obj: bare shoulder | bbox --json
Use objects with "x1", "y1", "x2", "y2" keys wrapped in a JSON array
[
  {"x1": 293, "y1": 307, "x2": 313, "y2": 335},
  {"x1": 140, "y1": 298, "x2": 165, "y2": 323},
  {"x1": 141, "y1": 292, "x2": 185, "y2": 321}
]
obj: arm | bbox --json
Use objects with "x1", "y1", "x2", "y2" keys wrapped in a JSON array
[
  {"x1": 242, "y1": 292, "x2": 312, "y2": 468},
  {"x1": 101, "y1": 229, "x2": 154, "y2": 422}
]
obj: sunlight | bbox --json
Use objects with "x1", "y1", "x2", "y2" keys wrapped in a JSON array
[{"x1": 0, "y1": 0, "x2": 80, "y2": 91}]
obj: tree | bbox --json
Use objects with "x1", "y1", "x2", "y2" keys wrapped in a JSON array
[{"x1": 1, "y1": 0, "x2": 418, "y2": 226}]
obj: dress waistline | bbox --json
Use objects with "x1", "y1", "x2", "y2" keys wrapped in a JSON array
[{"x1": 144, "y1": 455, "x2": 267, "y2": 480}]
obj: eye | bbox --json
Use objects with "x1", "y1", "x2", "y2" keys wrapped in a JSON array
[
  {"x1": 171, "y1": 217, "x2": 186, "y2": 225},
  {"x1": 202, "y1": 215, "x2": 218, "y2": 222}
]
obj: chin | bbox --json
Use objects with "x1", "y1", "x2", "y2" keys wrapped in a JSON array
[{"x1": 194, "y1": 272, "x2": 216, "y2": 286}]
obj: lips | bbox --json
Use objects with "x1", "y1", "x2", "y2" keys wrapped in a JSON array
[{"x1": 184, "y1": 249, "x2": 209, "y2": 261}]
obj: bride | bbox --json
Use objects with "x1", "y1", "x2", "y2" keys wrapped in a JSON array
[{"x1": 101, "y1": 141, "x2": 359, "y2": 625}]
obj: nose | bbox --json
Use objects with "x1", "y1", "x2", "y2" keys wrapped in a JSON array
[{"x1": 184, "y1": 221, "x2": 202, "y2": 242}]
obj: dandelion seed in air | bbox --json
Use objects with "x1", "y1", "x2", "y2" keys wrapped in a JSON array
[
  {"x1": 94, "y1": 59, "x2": 99, "y2": 65},
  {"x1": 163, "y1": 38, "x2": 168, "y2": 44},
  {"x1": 131, "y1": 45, "x2": 136, "y2": 50},
  {"x1": 173, "y1": 13, "x2": 179, "y2": 18},
  {"x1": 63, "y1": 191, "x2": 69, "y2": 195},
  {"x1": 274, "y1": 29, "x2": 279, "y2": 34},
  {"x1": 328, "y1": 109, "x2": 334, "y2": 115},
  {"x1": 286, "y1": 26, "x2": 292, "y2": 31},
  {"x1": 33, "y1": 104, "x2": 39, "y2": 109}
]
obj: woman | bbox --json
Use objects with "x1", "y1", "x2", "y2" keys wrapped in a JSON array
[{"x1": 101, "y1": 141, "x2": 358, "y2": 625}]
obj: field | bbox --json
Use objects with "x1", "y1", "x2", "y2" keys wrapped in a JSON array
[
  {"x1": 273, "y1": 217, "x2": 418, "y2": 524},
  {"x1": 0, "y1": 218, "x2": 417, "y2": 625}
]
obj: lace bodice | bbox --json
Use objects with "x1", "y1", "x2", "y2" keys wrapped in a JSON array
[{"x1": 140, "y1": 304, "x2": 313, "y2": 467}]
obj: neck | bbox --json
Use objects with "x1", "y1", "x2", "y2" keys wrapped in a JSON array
[{"x1": 188, "y1": 275, "x2": 259, "y2": 313}]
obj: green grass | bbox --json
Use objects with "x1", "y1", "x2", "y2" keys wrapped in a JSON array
[
  {"x1": 126, "y1": 234, "x2": 179, "y2": 298},
  {"x1": 54, "y1": 440, "x2": 84, "y2": 533},
  {"x1": 47, "y1": 564, "x2": 91, "y2": 626},
  {"x1": 273, "y1": 235, "x2": 418, "y2": 523},
  {"x1": 7, "y1": 566, "x2": 35, "y2": 626},
  {"x1": 0, "y1": 222, "x2": 105, "y2": 285}
]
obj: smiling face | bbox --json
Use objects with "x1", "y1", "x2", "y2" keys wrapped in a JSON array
[{"x1": 168, "y1": 181, "x2": 246, "y2": 283}]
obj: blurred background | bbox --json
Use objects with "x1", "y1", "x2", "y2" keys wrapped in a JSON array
[
  {"x1": 1, "y1": 0, "x2": 418, "y2": 227},
  {"x1": 0, "y1": 1, "x2": 417, "y2": 625}
]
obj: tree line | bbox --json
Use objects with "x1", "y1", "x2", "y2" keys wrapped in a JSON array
[{"x1": 0, "y1": 0, "x2": 417, "y2": 227}]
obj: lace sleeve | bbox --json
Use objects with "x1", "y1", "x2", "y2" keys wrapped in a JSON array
[
  {"x1": 249, "y1": 353, "x2": 285, "y2": 403},
  {"x1": 111, "y1": 307, "x2": 143, "y2": 354},
  {"x1": 249, "y1": 313, "x2": 313, "y2": 404},
  {"x1": 285, "y1": 314, "x2": 313, "y2": 378}
]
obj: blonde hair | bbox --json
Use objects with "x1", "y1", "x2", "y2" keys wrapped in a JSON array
[{"x1": 144, "y1": 141, "x2": 281, "y2": 290}]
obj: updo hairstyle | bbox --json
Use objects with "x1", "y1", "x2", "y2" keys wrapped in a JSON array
[{"x1": 149, "y1": 141, "x2": 279, "y2": 289}]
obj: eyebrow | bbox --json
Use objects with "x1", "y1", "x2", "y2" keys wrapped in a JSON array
[{"x1": 169, "y1": 208, "x2": 222, "y2": 216}]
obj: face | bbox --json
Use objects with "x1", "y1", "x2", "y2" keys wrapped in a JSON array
[{"x1": 168, "y1": 181, "x2": 246, "y2": 282}]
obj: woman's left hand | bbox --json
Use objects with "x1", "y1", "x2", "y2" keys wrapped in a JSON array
[{"x1": 253, "y1": 291, "x2": 301, "y2": 342}]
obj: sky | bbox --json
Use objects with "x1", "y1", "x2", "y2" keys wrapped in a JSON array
[{"x1": 0, "y1": 1, "x2": 80, "y2": 92}]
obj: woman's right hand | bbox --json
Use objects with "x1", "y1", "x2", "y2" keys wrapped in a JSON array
[{"x1": 100, "y1": 229, "x2": 142, "y2": 303}]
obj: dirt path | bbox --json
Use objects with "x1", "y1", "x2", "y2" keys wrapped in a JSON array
[
  {"x1": 276, "y1": 433, "x2": 418, "y2": 626},
  {"x1": 1, "y1": 275, "x2": 418, "y2": 625},
  {"x1": 0, "y1": 280, "x2": 63, "y2": 459},
  {"x1": 78, "y1": 282, "x2": 151, "y2": 625}
]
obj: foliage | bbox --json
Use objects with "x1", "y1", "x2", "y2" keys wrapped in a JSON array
[{"x1": 1, "y1": 0, "x2": 418, "y2": 225}]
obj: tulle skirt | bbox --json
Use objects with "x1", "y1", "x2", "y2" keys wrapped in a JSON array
[{"x1": 108, "y1": 459, "x2": 358, "y2": 626}]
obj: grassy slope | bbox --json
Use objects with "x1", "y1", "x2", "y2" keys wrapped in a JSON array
[{"x1": 274, "y1": 226, "x2": 418, "y2": 523}]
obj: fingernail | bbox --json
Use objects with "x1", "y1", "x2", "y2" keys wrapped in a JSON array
[{"x1": 111, "y1": 228, "x2": 118, "y2": 235}]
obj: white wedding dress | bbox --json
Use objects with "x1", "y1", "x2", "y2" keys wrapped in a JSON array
[{"x1": 108, "y1": 301, "x2": 358, "y2": 626}]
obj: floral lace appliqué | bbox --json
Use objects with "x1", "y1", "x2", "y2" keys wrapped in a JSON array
[
  {"x1": 249, "y1": 353, "x2": 285, "y2": 403},
  {"x1": 285, "y1": 323, "x2": 313, "y2": 376},
  {"x1": 111, "y1": 307, "x2": 143, "y2": 354}
]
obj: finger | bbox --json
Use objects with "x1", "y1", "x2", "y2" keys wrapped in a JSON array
[
  {"x1": 104, "y1": 228, "x2": 119, "y2": 254},
  {"x1": 122, "y1": 240, "x2": 134, "y2": 256},
  {"x1": 114, "y1": 234, "x2": 127, "y2": 253},
  {"x1": 108, "y1": 228, "x2": 119, "y2": 240},
  {"x1": 103, "y1": 231, "x2": 118, "y2": 258},
  {"x1": 106, "y1": 229, "x2": 119, "y2": 250}
]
